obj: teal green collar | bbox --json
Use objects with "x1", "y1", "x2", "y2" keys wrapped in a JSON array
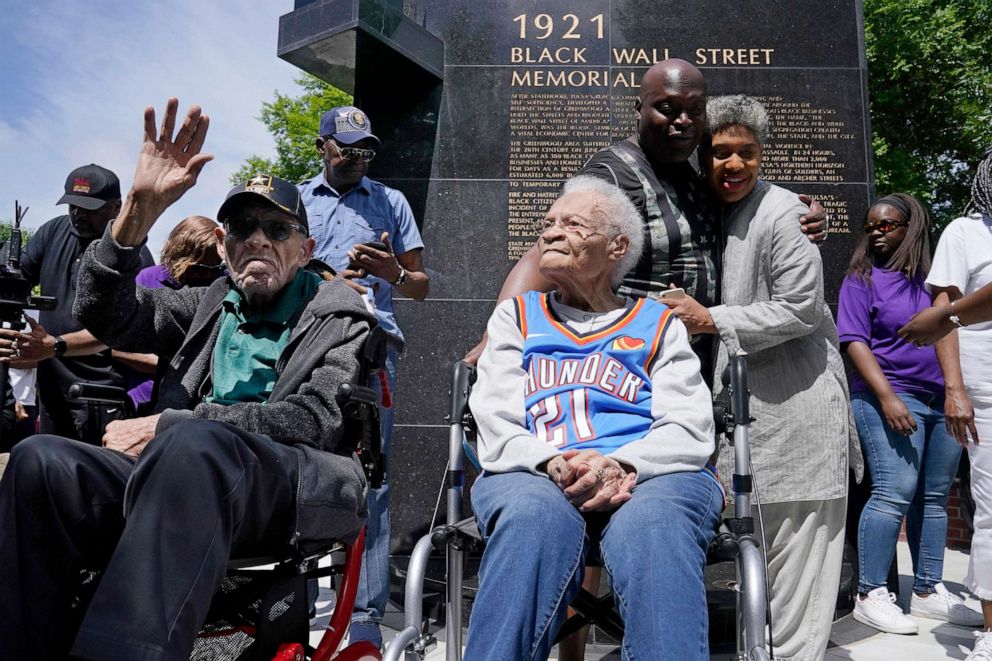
[{"x1": 222, "y1": 269, "x2": 321, "y2": 326}]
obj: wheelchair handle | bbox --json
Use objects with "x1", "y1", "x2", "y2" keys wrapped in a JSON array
[
  {"x1": 336, "y1": 382, "x2": 379, "y2": 407},
  {"x1": 448, "y1": 360, "x2": 476, "y2": 422},
  {"x1": 68, "y1": 382, "x2": 130, "y2": 406},
  {"x1": 723, "y1": 355, "x2": 750, "y2": 426}
]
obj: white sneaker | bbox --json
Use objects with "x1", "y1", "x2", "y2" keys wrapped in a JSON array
[
  {"x1": 965, "y1": 630, "x2": 992, "y2": 661},
  {"x1": 911, "y1": 583, "x2": 985, "y2": 627},
  {"x1": 853, "y1": 586, "x2": 919, "y2": 634}
]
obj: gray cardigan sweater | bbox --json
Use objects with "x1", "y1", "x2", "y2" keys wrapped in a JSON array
[
  {"x1": 74, "y1": 228, "x2": 376, "y2": 544},
  {"x1": 710, "y1": 182, "x2": 861, "y2": 504}
]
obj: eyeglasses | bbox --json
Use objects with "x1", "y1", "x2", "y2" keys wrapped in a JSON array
[
  {"x1": 863, "y1": 220, "x2": 908, "y2": 234},
  {"x1": 324, "y1": 139, "x2": 376, "y2": 162},
  {"x1": 225, "y1": 217, "x2": 306, "y2": 242},
  {"x1": 539, "y1": 215, "x2": 609, "y2": 239}
]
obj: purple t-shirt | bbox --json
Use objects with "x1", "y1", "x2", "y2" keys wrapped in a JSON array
[
  {"x1": 135, "y1": 263, "x2": 180, "y2": 290},
  {"x1": 837, "y1": 267, "x2": 943, "y2": 397},
  {"x1": 128, "y1": 264, "x2": 180, "y2": 408}
]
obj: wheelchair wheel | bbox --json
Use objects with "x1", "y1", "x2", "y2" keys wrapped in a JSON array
[{"x1": 736, "y1": 537, "x2": 770, "y2": 660}]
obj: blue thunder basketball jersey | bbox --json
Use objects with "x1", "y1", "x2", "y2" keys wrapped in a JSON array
[{"x1": 514, "y1": 291, "x2": 676, "y2": 454}]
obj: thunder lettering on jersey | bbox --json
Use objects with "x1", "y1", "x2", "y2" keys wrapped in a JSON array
[{"x1": 515, "y1": 291, "x2": 675, "y2": 454}]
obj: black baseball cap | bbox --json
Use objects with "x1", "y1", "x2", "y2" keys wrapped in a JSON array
[
  {"x1": 57, "y1": 164, "x2": 121, "y2": 210},
  {"x1": 217, "y1": 173, "x2": 309, "y2": 234}
]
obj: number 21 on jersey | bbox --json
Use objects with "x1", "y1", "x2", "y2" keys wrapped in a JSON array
[{"x1": 528, "y1": 388, "x2": 595, "y2": 447}]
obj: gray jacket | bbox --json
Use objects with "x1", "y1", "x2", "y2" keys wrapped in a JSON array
[
  {"x1": 710, "y1": 183, "x2": 861, "y2": 504},
  {"x1": 74, "y1": 228, "x2": 376, "y2": 544}
]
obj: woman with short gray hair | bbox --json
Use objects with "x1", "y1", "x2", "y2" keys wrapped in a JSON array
[
  {"x1": 465, "y1": 177, "x2": 721, "y2": 659},
  {"x1": 667, "y1": 95, "x2": 857, "y2": 660},
  {"x1": 560, "y1": 175, "x2": 644, "y2": 287}
]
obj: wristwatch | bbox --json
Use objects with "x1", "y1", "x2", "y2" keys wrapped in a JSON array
[
  {"x1": 392, "y1": 266, "x2": 408, "y2": 286},
  {"x1": 54, "y1": 335, "x2": 67, "y2": 357}
]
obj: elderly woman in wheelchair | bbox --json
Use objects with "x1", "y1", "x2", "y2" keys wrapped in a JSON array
[{"x1": 463, "y1": 175, "x2": 722, "y2": 660}]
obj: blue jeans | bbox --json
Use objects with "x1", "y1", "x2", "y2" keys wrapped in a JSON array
[
  {"x1": 854, "y1": 391, "x2": 962, "y2": 594},
  {"x1": 350, "y1": 344, "x2": 398, "y2": 641},
  {"x1": 464, "y1": 469, "x2": 723, "y2": 661}
]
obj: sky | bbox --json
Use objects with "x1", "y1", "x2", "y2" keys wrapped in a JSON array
[{"x1": 0, "y1": 1, "x2": 302, "y2": 256}]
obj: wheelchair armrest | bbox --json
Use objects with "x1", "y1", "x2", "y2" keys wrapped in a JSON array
[
  {"x1": 721, "y1": 355, "x2": 750, "y2": 425},
  {"x1": 68, "y1": 382, "x2": 134, "y2": 418},
  {"x1": 712, "y1": 398, "x2": 728, "y2": 437},
  {"x1": 68, "y1": 382, "x2": 129, "y2": 404},
  {"x1": 448, "y1": 360, "x2": 476, "y2": 424},
  {"x1": 337, "y1": 382, "x2": 379, "y2": 407},
  {"x1": 336, "y1": 382, "x2": 385, "y2": 488}
]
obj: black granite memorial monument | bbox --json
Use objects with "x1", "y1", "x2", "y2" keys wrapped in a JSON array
[{"x1": 277, "y1": 0, "x2": 873, "y2": 560}]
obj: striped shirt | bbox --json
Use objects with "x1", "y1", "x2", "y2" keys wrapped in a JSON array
[{"x1": 578, "y1": 139, "x2": 719, "y2": 308}]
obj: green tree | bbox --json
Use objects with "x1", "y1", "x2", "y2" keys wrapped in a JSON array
[
  {"x1": 865, "y1": 0, "x2": 992, "y2": 226},
  {"x1": 231, "y1": 74, "x2": 352, "y2": 185},
  {"x1": 0, "y1": 222, "x2": 34, "y2": 245}
]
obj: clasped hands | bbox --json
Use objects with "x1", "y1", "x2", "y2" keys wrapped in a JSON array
[
  {"x1": 544, "y1": 449, "x2": 637, "y2": 513},
  {"x1": 103, "y1": 414, "x2": 161, "y2": 458}
]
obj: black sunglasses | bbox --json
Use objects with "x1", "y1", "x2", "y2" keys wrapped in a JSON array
[
  {"x1": 322, "y1": 138, "x2": 376, "y2": 162},
  {"x1": 863, "y1": 219, "x2": 909, "y2": 234},
  {"x1": 225, "y1": 217, "x2": 306, "y2": 242}
]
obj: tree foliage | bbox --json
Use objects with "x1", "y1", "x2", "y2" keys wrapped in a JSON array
[
  {"x1": 231, "y1": 74, "x2": 352, "y2": 185},
  {"x1": 0, "y1": 222, "x2": 34, "y2": 245},
  {"x1": 865, "y1": 0, "x2": 992, "y2": 226}
]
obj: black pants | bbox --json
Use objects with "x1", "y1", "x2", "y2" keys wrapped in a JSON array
[{"x1": 0, "y1": 419, "x2": 300, "y2": 661}]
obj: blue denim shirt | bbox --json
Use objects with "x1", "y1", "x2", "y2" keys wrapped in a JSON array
[{"x1": 298, "y1": 172, "x2": 424, "y2": 345}]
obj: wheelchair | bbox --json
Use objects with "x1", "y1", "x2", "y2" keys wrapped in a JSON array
[
  {"x1": 68, "y1": 326, "x2": 390, "y2": 661},
  {"x1": 384, "y1": 356, "x2": 773, "y2": 661}
]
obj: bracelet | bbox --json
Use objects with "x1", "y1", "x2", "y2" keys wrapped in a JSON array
[
  {"x1": 392, "y1": 266, "x2": 408, "y2": 286},
  {"x1": 949, "y1": 301, "x2": 966, "y2": 328}
]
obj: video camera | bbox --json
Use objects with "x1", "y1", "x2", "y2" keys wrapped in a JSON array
[
  {"x1": 0, "y1": 202, "x2": 56, "y2": 328},
  {"x1": 0, "y1": 201, "x2": 58, "y2": 330}
]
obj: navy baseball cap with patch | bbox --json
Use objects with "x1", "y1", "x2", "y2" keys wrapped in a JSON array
[
  {"x1": 318, "y1": 106, "x2": 380, "y2": 148},
  {"x1": 217, "y1": 173, "x2": 309, "y2": 234},
  {"x1": 56, "y1": 164, "x2": 121, "y2": 210}
]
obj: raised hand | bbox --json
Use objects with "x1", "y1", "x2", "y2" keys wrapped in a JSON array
[
  {"x1": 132, "y1": 97, "x2": 212, "y2": 211},
  {"x1": 113, "y1": 99, "x2": 212, "y2": 248}
]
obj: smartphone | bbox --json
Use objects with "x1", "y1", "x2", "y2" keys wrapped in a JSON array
[
  {"x1": 658, "y1": 287, "x2": 685, "y2": 300},
  {"x1": 358, "y1": 240, "x2": 389, "y2": 252},
  {"x1": 349, "y1": 240, "x2": 390, "y2": 271}
]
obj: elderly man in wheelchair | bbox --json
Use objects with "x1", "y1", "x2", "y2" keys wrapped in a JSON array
[
  {"x1": 0, "y1": 100, "x2": 377, "y2": 661},
  {"x1": 464, "y1": 175, "x2": 722, "y2": 660}
]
